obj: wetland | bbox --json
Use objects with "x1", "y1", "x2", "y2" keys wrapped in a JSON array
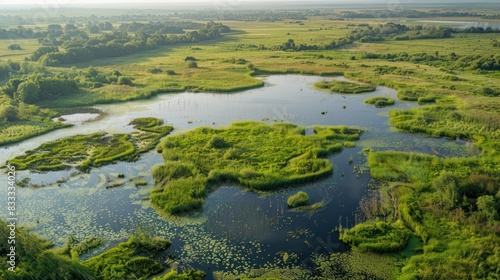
[{"x1": 0, "y1": 4, "x2": 499, "y2": 279}]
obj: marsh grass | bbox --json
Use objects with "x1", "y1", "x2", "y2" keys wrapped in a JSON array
[
  {"x1": 84, "y1": 231, "x2": 171, "y2": 280},
  {"x1": 364, "y1": 96, "x2": 395, "y2": 107},
  {"x1": 315, "y1": 80, "x2": 376, "y2": 94},
  {"x1": 340, "y1": 220, "x2": 411, "y2": 253},
  {"x1": 151, "y1": 121, "x2": 361, "y2": 214},
  {"x1": 9, "y1": 117, "x2": 173, "y2": 172},
  {"x1": 0, "y1": 121, "x2": 71, "y2": 146},
  {"x1": 287, "y1": 191, "x2": 310, "y2": 208}
]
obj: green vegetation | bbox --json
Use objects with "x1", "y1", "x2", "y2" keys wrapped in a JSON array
[
  {"x1": 2, "y1": 6, "x2": 500, "y2": 280},
  {"x1": 360, "y1": 148, "x2": 500, "y2": 278},
  {"x1": 56, "y1": 236, "x2": 104, "y2": 259},
  {"x1": 153, "y1": 270, "x2": 206, "y2": 280},
  {"x1": 9, "y1": 117, "x2": 172, "y2": 172},
  {"x1": 0, "y1": 220, "x2": 205, "y2": 280},
  {"x1": 287, "y1": 191, "x2": 310, "y2": 208},
  {"x1": 364, "y1": 96, "x2": 395, "y2": 107},
  {"x1": 152, "y1": 121, "x2": 361, "y2": 214},
  {"x1": 0, "y1": 120, "x2": 70, "y2": 146},
  {"x1": 315, "y1": 80, "x2": 376, "y2": 94},
  {"x1": 340, "y1": 220, "x2": 411, "y2": 253},
  {"x1": 84, "y1": 231, "x2": 171, "y2": 280},
  {"x1": 0, "y1": 219, "x2": 94, "y2": 280}
]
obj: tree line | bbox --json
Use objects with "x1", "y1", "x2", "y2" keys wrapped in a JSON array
[{"x1": 30, "y1": 22, "x2": 230, "y2": 66}]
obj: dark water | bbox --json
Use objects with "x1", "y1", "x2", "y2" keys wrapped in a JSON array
[{"x1": 0, "y1": 75, "x2": 476, "y2": 277}]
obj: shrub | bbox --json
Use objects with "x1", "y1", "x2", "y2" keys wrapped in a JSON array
[
  {"x1": 365, "y1": 96, "x2": 395, "y2": 107},
  {"x1": 287, "y1": 191, "x2": 310, "y2": 208},
  {"x1": 8, "y1": 44, "x2": 22, "y2": 50},
  {"x1": 186, "y1": 61, "x2": 198, "y2": 68},
  {"x1": 117, "y1": 76, "x2": 133, "y2": 85}
]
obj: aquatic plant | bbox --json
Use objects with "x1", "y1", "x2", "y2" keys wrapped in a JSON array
[{"x1": 287, "y1": 191, "x2": 310, "y2": 208}]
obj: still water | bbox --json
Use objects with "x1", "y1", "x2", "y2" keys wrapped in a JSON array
[{"x1": 0, "y1": 75, "x2": 475, "y2": 277}]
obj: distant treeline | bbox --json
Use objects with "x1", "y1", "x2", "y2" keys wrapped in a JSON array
[{"x1": 29, "y1": 22, "x2": 230, "y2": 66}]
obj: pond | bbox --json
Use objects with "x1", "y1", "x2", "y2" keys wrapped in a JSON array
[{"x1": 0, "y1": 75, "x2": 477, "y2": 277}]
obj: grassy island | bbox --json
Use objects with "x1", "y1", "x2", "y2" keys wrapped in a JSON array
[
  {"x1": 315, "y1": 80, "x2": 376, "y2": 94},
  {"x1": 151, "y1": 121, "x2": 361, "y2": 215},
  {"x1": 364, "y1": 96, "x2": 395, "y2": 107},
  {"x1": 9, "y1": 117, "x2": 172, "y2": 172}
]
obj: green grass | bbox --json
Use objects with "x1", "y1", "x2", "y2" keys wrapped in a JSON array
[
  {"x1": 364, "y1": 96, "x2": 395, "y2": 107},
  {"x1": 0, "y1": 120, "x2": 71, "y2": 146},
  {"x1": 151, "y1": 121, "x2": 361, "y2": 214},
  {"x1": 9, "y1": 117, "x2": 173, "y2": 172},
  {"x1": 0, "y1": 219, "x2": 94, "y2": 280},
  {"x1": 0, "y1": 38, "x2": 40, "y2": 63},
  {"x1": 287, "y1": 191, "x2": 310, "y2": 208},
  {"x1": 315, "y1": 80, "x2": 376, "y2": 94},
  {"x1": 340, "y1": 220, "x2": 411, "y2": 253},
  {"x1": 84, "y1": 231, "x2": 171, "y2": 280}
]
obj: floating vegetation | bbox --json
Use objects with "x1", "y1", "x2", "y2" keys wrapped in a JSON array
[
  {"x1": 9, "y1": 117, "x2": 172, "y2": 173},
  {"x1": 151, "y1": 121, "x2": 362, "y2": 215},
  {"x1": 364, "y1": 96, "x2": 395, "y2": 107},
  {"x1": 315, "y1": 80, "x2": 376, "y2": 94}
]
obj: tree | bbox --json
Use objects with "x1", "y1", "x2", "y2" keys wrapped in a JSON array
[
  {"x1": 8, "y1": 44, "x2": 21, "y2": 50},
  {"x1": 0, "y1": 105, "x2": 20, "y2": 122},
  {"x1": 117, "y1": 76, "x2": 133, "y2": 85},
  {"x1": 15, "y1": 81, "x2": 40, "y2": 104}
]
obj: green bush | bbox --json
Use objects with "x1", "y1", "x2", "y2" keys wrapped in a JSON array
[
  {"x1": 364, "y1": 96, "x2": 395, "y2": 107},
  {"x1": 340, "y1": 221, "x2": 411, "y2": 253},
  {"x1": 315, "y1": 80, "x2": 376, "y2": 94}
]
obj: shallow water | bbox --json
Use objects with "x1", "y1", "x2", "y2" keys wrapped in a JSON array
[{"x1": 0, "y1": 75, "x2": 476, "y2": 277}]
